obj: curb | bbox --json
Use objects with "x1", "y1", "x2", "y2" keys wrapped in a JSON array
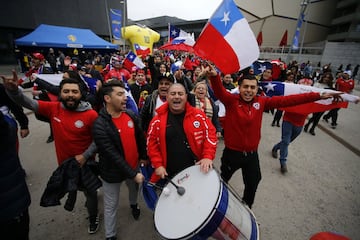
[{"x1": 317, "y1": 123, "x2": 360, "y2": 157}]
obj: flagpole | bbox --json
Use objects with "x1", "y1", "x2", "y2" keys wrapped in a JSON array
[
  {"x1": 298, "y1": 11, "x2": 309, "y2": 62},
  {"x1": 168, "y1": 23, "x2": 170, "y2": 43}
]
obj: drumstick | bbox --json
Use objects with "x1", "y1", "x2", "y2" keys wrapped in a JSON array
[{"x1": 145, "y1": 180, "x2": 163, "y2": 190}]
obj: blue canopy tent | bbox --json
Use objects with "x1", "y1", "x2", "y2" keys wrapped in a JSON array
[{"x1": 15, "y1": 24, "x2": 119, "y2": 50}]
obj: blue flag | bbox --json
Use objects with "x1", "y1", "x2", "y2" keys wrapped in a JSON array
[{"x1": 292, "y1": 13, "x2": 304, "y2": 50}]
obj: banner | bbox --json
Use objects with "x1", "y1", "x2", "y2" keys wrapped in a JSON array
[{"x1": 110, "y1": 8, "x2": 122, "y2": 40}]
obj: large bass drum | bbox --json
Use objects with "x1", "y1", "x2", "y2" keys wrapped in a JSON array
[{"x1": 154, "y1": 165, "x2": 259, "y2": 240}]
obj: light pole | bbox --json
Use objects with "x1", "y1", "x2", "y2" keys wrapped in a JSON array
[
  {"x1": 105, "y1": 0, "x2": 113, "y2": 43},
  {"x1": 120, "y1": 0, "x2": 127, "y2": 52}
]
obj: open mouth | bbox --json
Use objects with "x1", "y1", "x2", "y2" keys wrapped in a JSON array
[{"x1": 172, "y1": 101, "x2": 182, "y2": 107}]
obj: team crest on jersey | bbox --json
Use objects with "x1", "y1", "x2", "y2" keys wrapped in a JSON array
[
  {"x1": 74, "y1": 120, "x2": 84, "y2": 128},
  {"x1": 253, "y1": 102, "x2": 260, "y2": 110},
  {"x1": 128, "y1": 120, "x2": 134, "y2": 128},
  {"x1": 193, "y1": 121, "x2": 200, "y2": 128}
]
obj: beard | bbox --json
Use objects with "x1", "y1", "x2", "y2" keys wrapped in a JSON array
[{"x1": 60, "y1": 97, "x2": 81, "y2": 110}]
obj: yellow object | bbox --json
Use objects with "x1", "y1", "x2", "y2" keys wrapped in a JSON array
[{"x1": 122, "y1": 25, "x2": 160, "y2": 56}]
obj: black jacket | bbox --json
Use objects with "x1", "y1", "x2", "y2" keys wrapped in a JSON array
[
  {"x1": 139, "y1": 90, "x2": 160, "y2": 132},
  {"x1": 93, "y1": 108, "x2": 147, "y2": 183},
  {"x1": 0, "y1": 112, "x2": 31, "y2": 222},
  {"x1": 40, "y1": 157, "x2": 102, "y2": 211}
]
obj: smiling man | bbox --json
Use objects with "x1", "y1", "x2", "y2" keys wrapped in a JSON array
[
  {"x1": 2, "y1": 71, "x2": 100, "y2": 235},
  {"x1": 205, "y1": 64, "x2": 343, "y2": 209},
  {"x1": 140, "y1": 72, "x2": 174, "y2": 132},
  {"x1": 147, "y1": 83, "x2": 217, "y2": 182}
]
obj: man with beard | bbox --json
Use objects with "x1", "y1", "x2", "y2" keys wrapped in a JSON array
[{"x1": 2, "y1": 71, "x2": 100, "y2": 235}]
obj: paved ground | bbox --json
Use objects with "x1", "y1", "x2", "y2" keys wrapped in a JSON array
[{"x1": 1, "y1": 65, "x2": 360, "y2": 240}]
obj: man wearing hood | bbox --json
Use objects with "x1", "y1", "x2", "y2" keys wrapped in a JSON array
[{"x1": 2, "y1": 71, "x2": 100, "y2": 235}]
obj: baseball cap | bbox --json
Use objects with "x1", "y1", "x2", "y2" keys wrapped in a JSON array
[
  {"x1": 343, "y1": 70, "x2": 352, "y2": 76},
  {"x1": 32, "y1": 52, "x2": 45, "y2": 61},
  {"x1": 158, "y1": 72, "x2": 174, "y2": 83}
]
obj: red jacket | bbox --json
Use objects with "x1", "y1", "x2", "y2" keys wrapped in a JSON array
[
  {"x1": 283, "y1": 111, "x2": 308, "y2": 127},
  {"x1": 210, "y1": 75, "x2": 321, "y2": 152},
  {"x1": 147, "y1": 102, "x2": 217, "y2": 180},
  {"x1": 336, "y1": 78, "x2": 355, "y2": 93}
]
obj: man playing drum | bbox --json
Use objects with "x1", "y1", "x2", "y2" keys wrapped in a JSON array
[{"x1": 147, "y1": 83, "x2": 217, "y2": 181}]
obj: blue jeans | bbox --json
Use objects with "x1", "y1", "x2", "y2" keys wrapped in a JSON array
[{"x1": 273, "y1": 121, "x2": 303, "y2": 164}]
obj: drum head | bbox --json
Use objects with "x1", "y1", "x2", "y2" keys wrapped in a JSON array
[{"x1": 154, "y1": 166, "x2": 221, "y2": 239}]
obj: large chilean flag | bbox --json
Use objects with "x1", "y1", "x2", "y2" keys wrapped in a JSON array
[{"x1": 194, "y1": 0, "x2": 259, "y2": 74}]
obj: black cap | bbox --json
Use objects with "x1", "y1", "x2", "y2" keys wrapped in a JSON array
[{"x1": 158, "y1": 72, "x2": 174, "y2": 83}]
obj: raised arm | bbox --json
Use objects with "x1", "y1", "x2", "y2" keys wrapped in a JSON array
[{"x1": 1, "y1": 70, "x2": 39, "y2": 112}]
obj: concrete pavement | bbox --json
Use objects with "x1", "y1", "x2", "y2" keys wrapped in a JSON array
[{"x1": 1, "y1": 64, "x2": 360, "y2": 239}]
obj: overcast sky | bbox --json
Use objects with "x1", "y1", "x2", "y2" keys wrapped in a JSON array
[{"x1": 127, "y1": 0, "x2": 223, "y2": 21}]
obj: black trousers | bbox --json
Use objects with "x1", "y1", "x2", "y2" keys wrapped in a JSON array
[
  {"x1": 220, "y1": 148, "x2": 261, "y2": 208},
  {"x1": 305, "y1": 112, "x2": 325, "y2": 131},
  {"x1": 323, "y1": 108, "x2": 340, "y2": 125},
  {"x1": 1, "y1": 209, "x2": 29, "y2": 240},
  {"x1": 83, "y1": 189, "x2": 98, "y2": 218}
]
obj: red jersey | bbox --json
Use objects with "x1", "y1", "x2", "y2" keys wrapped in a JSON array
[
  {"x1": 37, "y1": 101, "x2": 98, "y2": 165},
  {"x1": 112, "y1": 113, "x2": 139, "y2": 169},
  {"x1": 336, "y1": 78, "x2": 355, "y2": 93},
  {"x1": 210, "y1": 75, "x2": 321, "y2": 152}
]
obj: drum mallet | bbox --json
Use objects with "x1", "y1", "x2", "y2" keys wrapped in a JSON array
[{"x1": 166, "y1": 177, "x2": 185, "y2": 196}]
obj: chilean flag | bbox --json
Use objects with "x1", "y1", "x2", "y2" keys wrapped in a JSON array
[
  {"x1": 259, "y1": 81, "x2": 360, "y2": 114},
  {"x1": 168, "y1": 24, "x2": 188, "y2": 42},
  {"x1": 194, "y1": 0, "x2": 259, "y2": 74},
  {"x1": 122, "y1": 51, "x2": 145, "y2": 71},
  {"x1": 252, "y1": 60, "x2": 272, "y2": 76},
  {"x1": 134, "y1": 43, "x2": 150, "y2": 57}
]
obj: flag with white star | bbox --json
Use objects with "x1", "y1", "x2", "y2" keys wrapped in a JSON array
[
  {"x1": 258, "y1": 81, "x2": 354, "y2": 114},
  {"x1": 252, "y1": 60, "x2": 272, "y2": 76},
  {"x1": 123, "y1": 50, "x2": 145, "y2": 71},
  {"x1": 193, "y1": 0, "x2": 259, "y2": 74},
  {"x1": 168, "y1": 24, "x2": 188, "y2": 42},
  {"x1": 134, "y1": 43, "x2": 150, "y2": 57}
]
